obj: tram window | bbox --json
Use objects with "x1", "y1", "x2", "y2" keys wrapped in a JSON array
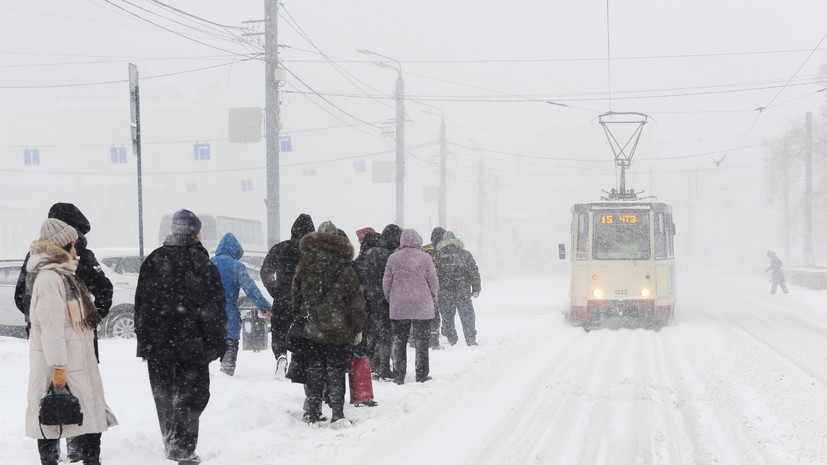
[
  {"x1": 575, "y1": 213, "x2": 589, "y2": 260},
  {"x1": 654, "y1": 213, "x2": 667, "y2": 259},
  {"x1": 667, "y1": 213, "x2": 675, "y2": 258},
  {"x1": 592, "y1": 211, "x2": 650, "y2": 260}
]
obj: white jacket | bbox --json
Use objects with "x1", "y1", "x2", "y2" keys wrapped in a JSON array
[{"x1": 25, "y1": 241, "x2": 116, "y2": 439}]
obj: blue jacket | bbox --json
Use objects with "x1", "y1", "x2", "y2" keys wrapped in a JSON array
[{"x1": 211, "y1": 233, "x2": 271, "y2": 340}]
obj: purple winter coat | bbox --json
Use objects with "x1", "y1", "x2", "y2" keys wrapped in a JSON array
[{"x1": 383, "y1": 229, "x2": 439, "y2": 320}]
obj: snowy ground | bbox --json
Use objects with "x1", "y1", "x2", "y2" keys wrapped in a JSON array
[{"x1": 2, "y1": 269, "x2": 826, "y2": 465}]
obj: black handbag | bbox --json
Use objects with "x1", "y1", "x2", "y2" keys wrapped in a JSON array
[
  {"x1": 286, "y1": 261, "x2": 350, "y2": 353},
  {"x1": 39, "y1": 383, "x2": 83, "y2": 438}
]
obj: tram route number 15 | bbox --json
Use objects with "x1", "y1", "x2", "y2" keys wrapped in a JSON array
[{"x1": 600, "y1": 214, "x2": 637, "y2": 224}]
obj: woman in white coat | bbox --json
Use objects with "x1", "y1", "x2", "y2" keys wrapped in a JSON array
[{"x1": 25, "y1": 219, "x2": 116, "y2": 465}]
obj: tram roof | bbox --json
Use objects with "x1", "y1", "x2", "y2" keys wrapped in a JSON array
[{"x1": 571, "y1": 199, "x2": 673, "y2": 213}]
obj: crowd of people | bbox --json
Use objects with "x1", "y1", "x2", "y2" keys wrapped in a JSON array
[{"x1": 13, "y1": 205, "x2": 482, "y2": 465}]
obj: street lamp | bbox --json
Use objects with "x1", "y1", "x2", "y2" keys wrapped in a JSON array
[{"x1": 358, "y1": 49, "x2": 405, "y2": 226}]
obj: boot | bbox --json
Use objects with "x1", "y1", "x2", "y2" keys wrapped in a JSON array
[{"x1": 220, "y1": 340, "x2": 239, "y2": 376}]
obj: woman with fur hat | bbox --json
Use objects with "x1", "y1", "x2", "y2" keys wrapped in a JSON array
[{"x1": 25, "y1": 219, "x2": 117, "y2": 465}]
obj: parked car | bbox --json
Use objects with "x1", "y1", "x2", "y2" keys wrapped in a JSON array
[
  {"x1": 0, "y1": 259, "x2": 27, "y2": 338},
  {"x1": 95, "y1": 248, "x2": 142, "y2": 291}
]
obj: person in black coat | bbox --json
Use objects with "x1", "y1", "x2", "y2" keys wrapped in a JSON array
[
  {"x1": 360, "y1": 224, "x2": 402, "y2": 379},
  {"x1": 260, "y1": 213, "x2": 315, "y2": 373},
  {"x1": 353, "y1": 231, "x2": 381, "y2": 356},
  {"x1": 13, "y1": 203, "x2": 114, "y2": 465},
  {"x1": 436, "y1": 231, "x2": 481, "y2": 346},
  {"x1": 134, "y1": 210, "x2": 226, "y2": 465}
]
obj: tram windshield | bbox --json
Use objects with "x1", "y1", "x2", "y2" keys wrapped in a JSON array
[{"x1": 592, "y1": 211, "x2": 650, "y2": 260}]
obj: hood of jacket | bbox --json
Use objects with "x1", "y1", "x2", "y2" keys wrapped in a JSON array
[
  {"x1": 27, "y1": 239, "x2": 74, "y2": 272},
  {"x1": 290, "y1": 213, "x2": 316, "y2": 241},
  {"x1": 437, "y1": 237, "x2": 465, "y2": 251},
  {"x1": 400, "y1": 229, "x2": 423, "y2": 249},
  {"x1": 299, "y1": 231, "x2": 355, "y2": 261},
  {"x1": 379, "y1": 224, "x2": 403, "y2": 250},
  {"x1": 215, "y1": 232, "x2": 243, "y2": 260},
  {"x1": 430, "y1": 227, "x2": 446, "y2": 246},
  {"x1": 48, "y1": 203, "x2": 91, "y2": 235}
]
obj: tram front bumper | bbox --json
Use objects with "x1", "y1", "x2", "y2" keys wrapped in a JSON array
[{"x1": 572, "y1": 299, "x2": 658, "y2": 322}]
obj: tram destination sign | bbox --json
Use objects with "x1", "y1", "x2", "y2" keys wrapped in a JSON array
[{"x1": 599, "y1": 214, "x2": 638, "y2": 224}]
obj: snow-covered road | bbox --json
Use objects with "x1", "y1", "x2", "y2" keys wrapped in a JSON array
[{"x1": 2, "y1": 270, "x2": 825, "y2": 465}]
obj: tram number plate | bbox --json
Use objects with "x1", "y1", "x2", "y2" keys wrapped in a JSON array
[{"x1": 615, "y1": 290, "x2": 628, "y2": 295}]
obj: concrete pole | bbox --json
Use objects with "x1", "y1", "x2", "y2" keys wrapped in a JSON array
[
  {"x1": 804, "y1": 112, "x2": 813, "y2": 266},
  {"x1": 438, "y1": 118, "x2": 447, "y2": 228},
  {"x1": 395, "y1": 72, "x2": 405, "y2": 226},
  {"x1": 265, "y1": 0, "x2": 281, "y2": 246}
]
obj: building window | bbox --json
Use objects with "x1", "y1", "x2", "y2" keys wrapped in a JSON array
[
  {"x1": 24, "y1": 148, "x2": 40, "y2": 166},
  {"x1": 110, "y1": 147, "x2": 127, "y2": 164},
  {"x1": 193, "y1": 143, "x2": 210, "y2": 161},
  {"x1": 240, "y1": 179, "x2": 254, "y2": 192},
  {"x1": 185, "y1": 183, "x2": 199, "y2": 192}
]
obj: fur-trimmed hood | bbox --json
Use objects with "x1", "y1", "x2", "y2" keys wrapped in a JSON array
[
  {"x1": 27, "y1": 239, "x2": 74, "y2": 272},
  {"x1": 437, "y1": 237, "x2": 465, "y2": 251},
  {"x1": 299, "y1": 232, "x2": 354, "y2": 261}
]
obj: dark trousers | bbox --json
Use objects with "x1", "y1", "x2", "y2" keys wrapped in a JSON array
[
  {"x1": 270, "y1": 314, "x2": 291, "y2": 359},
  {"x1": 37, "y1": 434, "x2": 101, "y2": 465},
  {"x1": 439, "y1": 296, "x2": 477, "y2": 345},
  {"x1": 303, "y1": 341, "x2": 350, "y2": 420},
  {"x1": 429, "y1": 310, "x2": 441, "y2": 347},
  {"x1": 391, "y1": 319, "x2": 430, "y2": 383},
  {"x1": 367, "y1": 309, "x2": 392, "y2": 377},
  {"x1": 220, "y1": 339, "x2": 240, "y2": 375},
  {"x1": 771, "y1": 281, "x2": 789, "y2": 294},
  {"x1": 147, "y1": 359, "x2": 211, "y2": 460}
]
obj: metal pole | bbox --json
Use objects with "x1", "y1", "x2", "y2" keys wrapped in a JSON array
[
  {"x1": 265, "y1": 0, "x2": 281, "y2": 246},
  {"x1": 128, "y1": 63, "x2": 144, "y2": 260},
  {"x1": 804, "y1": 111, "x2": 813, "y2": 266},
  {"x1": 478, "y1": 154, "x2": 485, "y2": 257},
  {"x1": 438, "y1": 118, "x2": 447, "y2": 227},
  {"x1": 395, "y1": 72, "x2": 405, "y2": 226}
]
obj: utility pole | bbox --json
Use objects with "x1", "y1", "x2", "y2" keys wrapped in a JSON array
[
  {"x1": 128, "y1": 63, "x2": 145, "y2": 260},
  {"x1": 478, "y1": 155, "x2": 485, "y2": 257},
  {"x1": 782, "y1": 139, "x2": 791, "y2": 263},
  {"x1": 264, "y1": 0, "x2": 281, "y2": 246},
  {"x1": 394, "y1": 71, "x2": 405, "y2": 226},
  {"x1": 438, "y1": 118, "x2": 447, "y2": 228},
  {"x1": 804, "y1": 111, "x2": 813, "y2": 266}
]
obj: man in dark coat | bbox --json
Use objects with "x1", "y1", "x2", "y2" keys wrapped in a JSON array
[
  {"x1": 353, "y1": 231, "x2": 381, "y2": 357},
  {"x1": 421, "y1": 226, "x2": 446, "y2": 349},
  {"x1": 260, "y1": 213, "x2": 315, "y2": 373},
  {"x1": 292, "y1": 221, "x2": 366, "y2": 428},
  {"x1": 436, "y1": 231, "x2": 481, "y2": 346},
  {"x1": 13, "y1": 203, "x2": 114, "y2": 464},
  {"x1": 360, "y1": 224, "x2": 402, "y2": 379},
  {"x1": 134, "y1": 209, "x2": 226, "y2": 465}
]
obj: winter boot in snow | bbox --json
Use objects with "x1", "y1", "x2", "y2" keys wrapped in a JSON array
[
  {"x1": 331, "y1": 418, "x2": 352, "y2": 430},
  {"x1": 220, "y1": 339, "x2": 239, "y2": 376},
  {"x1": 275, "y1": 354, "x2": 288, "y2": 379}
]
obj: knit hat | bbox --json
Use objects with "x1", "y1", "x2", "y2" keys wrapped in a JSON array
[
  {"x1": 40, "y1": 218, "x2": 79, "y2": 247},
  {"x1": 355, "y1": 227, "x2": 375, "y2": 244},
  {"x1": 170, "y1": 209, "x2": 202, "y2": 236},
  {"x1": 317, "y1": 220, "x2": 338, "y2": 235},
  {"x1": 430, "y1": 226, "x2": 446, "y2": 246},
  {"x1": 48, "y1": 203, "x2": 91, "y2": 235}
]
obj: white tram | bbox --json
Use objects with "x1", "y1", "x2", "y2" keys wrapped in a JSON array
[{"x1": 561, "y1": 196, "x2": 676, "y2": 330}]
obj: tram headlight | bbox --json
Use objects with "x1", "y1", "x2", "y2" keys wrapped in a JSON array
[
  {"x1": 641, "y1": 288, "x2": 651, "y2": 298},
  {"x1": 592, "y1": 288, "x2": 604, "y2": 299}
]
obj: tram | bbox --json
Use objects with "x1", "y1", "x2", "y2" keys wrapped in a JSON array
[
  {"x1": 562, "y1": 192, "x2": 676, "y2": 330},
  {"x1": 560, "y1": 112, "x2": 676, "y2": 331}
]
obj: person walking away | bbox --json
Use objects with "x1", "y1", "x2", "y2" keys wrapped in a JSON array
[
  {"x1": 260, "y1": 213, "x2": 315, "y2": 375},
  {"x1": 765, "y1": 250, "x2": 789, "y2": 294},
  {"x1": 25, "y1": 219, "x2": 117, "y2": 465},
  {"x1": 134, "y1": 210, "x2": 226, "y2": 465},
  {"x1": 353, "y1": 231, "x2": 381, "y2": 356},
  {"x1": 292, "y1": 221, "x2": 366, "y2": 428},
  {"x1": 383, "y1": 229, "x2": 439, "y2": 384},
  {"x1": 436, "y1": 231, "x2": 481, "y2": 346},
  {"x1": 421, "y1": 226, "x2": 446, "y2": 349},
  {"x1": 361, "y1": 224, "x2": 402, "y2": 380},
  {"x1": 211, "y1": 233, "x2": 272, "y2": 376},
  {"x1": 15, "y1": 203, "x2": 114, "y2": 463}
]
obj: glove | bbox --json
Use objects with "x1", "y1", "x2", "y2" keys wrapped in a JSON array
[
  {"x1": 52, "y1": 368, "x2": 67, "y2": 390},
  {"x1": 472, "y1": 291, "x2": 480, "y2": 298},
  {"x1": 351, "y1": 332, "x2": 363, "y2": 345}
]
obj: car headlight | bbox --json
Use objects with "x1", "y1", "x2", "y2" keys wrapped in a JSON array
[
  {"x1": 592, "y1": 288, "x2": 604, "y2": 298},
  {"x1": 641, "y1": 288, "x2": 651, "y2": 298}
]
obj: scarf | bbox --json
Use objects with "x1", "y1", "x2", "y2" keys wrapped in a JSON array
[{"x1": 32, "y1": 259, "x2": 101, "y2": 332}]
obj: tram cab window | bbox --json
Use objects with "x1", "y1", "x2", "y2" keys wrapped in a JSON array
[
  {"x1": 575, "y1": 213, "x2": 589, "y2": 260},
  {"x1": 592, "y1": 211, "x2": 650, "y2": 260}
]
